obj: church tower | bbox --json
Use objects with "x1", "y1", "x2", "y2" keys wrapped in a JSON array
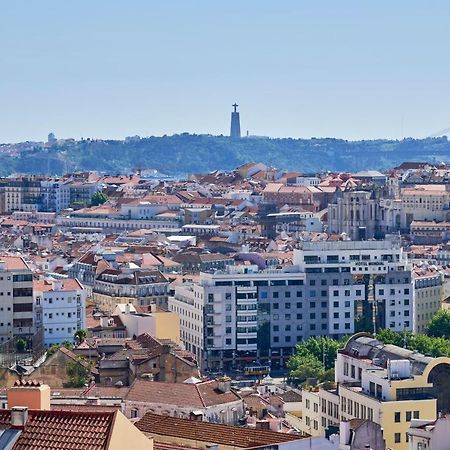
[{"x1": 230, "y1": 103, "x2": 241, "y2": 139}]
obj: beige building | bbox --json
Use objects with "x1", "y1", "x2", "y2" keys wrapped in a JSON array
[
  {"x1": 334, "y1": 333, "x2": 450, "y2": 450},
  {"x1": 413, "y1": 265, "x2": 444, "y2": 333},
  {"x1": 93, "y1": 264, "x2": 169, "y2": 313},
  {"x1": 401, "y1": 184, "x2": 450, "y2": 225},
  {"x1": 113, "y1": 303, "x2": 180, "y2": 344}
]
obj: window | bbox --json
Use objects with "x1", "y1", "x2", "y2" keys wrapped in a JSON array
[
  {"x1": 273, "y1": 292, "x2": 279, "y2": 299},
  {"x1": 406, "y1": 411, "x2": 412, "y2": 422},
  {"x1": 225, "y1": 338, "x2": 232, "y2": 345},
  {"x1": 297, "y1": 291, "x2": 303, "y2": 298},
  {"x1": 273, "y1": 303, "x2": 279, "y2": 309},
  {"x1": 394, "y1": 433, "x2": 401, "y2": 443},
  {"x1": 394, "y1": 412, "x2": 401, "y2": 422},
  {"x1": 413, "y1": 411, "x2": 420, "y2": 419}
]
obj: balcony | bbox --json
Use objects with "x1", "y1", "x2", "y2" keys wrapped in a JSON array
[{"x1": 13, "y1": 326, "x2": 33, "y2": 335}]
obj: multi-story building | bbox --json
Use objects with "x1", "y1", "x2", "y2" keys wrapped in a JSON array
[
  {"x1": 33, "y1": 278, "x2": 86, "y2": 347},
  {"x1": 327, "y1": 189, "x2": 405, "y2": 240},
  {"x1": 0, "y1": 256, "x2": 40, "y2": 347},
  {"x1": 295, "y1": 237, "x2": 414, "y2": 335},
  {"x1": 93, "y1": 266, "x2": 169, "y2": 314},
  {"x1": 333, "y1": 333, "x2": 450, "y2": 450},
  {"x1": 413, "y1": 265, "x2": 444, "y2": 334},
  {"x1": 410, "y1": 220, "x2": 450, "y2": 244},
  {"x1": 401, "y1": 185, "x2": 450, "y2": 226},
  {"x1": 0, "y1": 178, "x2": 43, "y2": 214},
  {"x1": 170, "y1": 237, "x2": 414, "y2": 370}
]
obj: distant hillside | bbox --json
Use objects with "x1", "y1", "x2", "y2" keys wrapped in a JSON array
[{"x1": 1, "y1": 134, "x2": 449, "y2": 176}]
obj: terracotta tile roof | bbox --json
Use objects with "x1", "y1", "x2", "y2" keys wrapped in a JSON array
[
  {"x1": 33, "y1": 278, "x2": 84, "y2": 292},
  {"x1": 125, "y1": 379, "x2": 241, "y2": 408},
  {"x1": 0, "y1": 409, "x2": 116, "y2": 449},
  {"x1": 136, "y1": 413, "x2": 303, "y2": 449},
  {"x1": 0, "y1": 256, "x2": 30, "y2": 271},
  {"x1": 125, "y1": 380, "x2": 204, "y2": 408}
]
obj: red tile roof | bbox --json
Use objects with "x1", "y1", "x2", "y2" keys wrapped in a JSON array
[
  {"x1": 125, "y1": 379, "x2": 241, "y2": 408},
  {"x1": 0, "y1": 409, "x2": 116, "y2": 449},
  {"x1": 136, "y1": 413, "x2": 303, "y2": 449}
]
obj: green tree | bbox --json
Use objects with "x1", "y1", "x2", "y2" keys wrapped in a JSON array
[
  {"x1": 64, "y1": 360, "x2": 90, "y2": 388},
  {"x1": 91, "y1": 191, "x2": 108, "y2": 206},
  {"x1": 287, "y1": 353, "x2": 324, "y2": 384},
  {"x1": 427, "y1": 310, "x2": 450, "y2": 339},
  {"x1": 293, "y1": 336, "x2": 344, "y2": 370},
  {"x1": 74, "y1": 329, "x2": 87, "y2": 344},
  {"x1": 16, "y1": 338, "x2": 27, "y2": 353}
]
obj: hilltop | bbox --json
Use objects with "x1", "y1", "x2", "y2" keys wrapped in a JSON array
[{"x1": 1, "y1": 134, "x2": 449, "y2": 176}]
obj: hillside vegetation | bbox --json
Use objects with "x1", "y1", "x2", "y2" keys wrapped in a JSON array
[{"x1": 2, "y1": 134, "x2": 449, "y2": 176}]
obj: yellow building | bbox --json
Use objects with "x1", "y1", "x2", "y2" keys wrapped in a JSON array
[
  {"x1": 335, "y1": 333, "x2": 450, "y2": 450},
  {"x1": 113, "y1": 303, "x2": 181, "y2": 344}
]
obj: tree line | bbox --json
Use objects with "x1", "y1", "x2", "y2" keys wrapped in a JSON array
[{"x1": 288, "y1": 310, "x2": 450, "y2": 384}]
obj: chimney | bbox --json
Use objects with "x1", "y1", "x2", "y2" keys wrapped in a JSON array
[
  {"x1": 100, "y1": 316, "x2": 109, "y2": 328},
  {"x1": 11, "y1": 406, "x2": 28, "y2": 428},
  {"x1": 340, "y1": 421, "x2": 351, "y2": 445},
  {"x1": 51, "y1": 279, "x2": 63, "y2": 291},
  {"x1": 0, "y1": 260, "x2": 6, "y2": 272},
  {"x1": 216, "y1": 376, "x2": 231, "y2": 393},
  {"x1": 255, "y1": 420, "x2": 270, "y2": 431},
  {"x1": 8, "y1": 380, "x2": 51, "y2": 411},
  {"x1": 125, "y1": 303, "x2": 131, "y2": 314}
]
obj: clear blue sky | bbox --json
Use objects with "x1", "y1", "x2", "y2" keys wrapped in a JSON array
[{"x1": 1, "y1": 1, "x2": 450, "y2": 142}]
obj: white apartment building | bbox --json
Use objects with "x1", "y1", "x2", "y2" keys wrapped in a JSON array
[
  {"x1": 0, "y1": 257, "x2": 37, "y2": 346},
  {"x1": 33, "y1": 278, "x2": 86, "y2": 347},
  {"x1": 170, "y1": 237, "x2": 414, "y2": 370},
  {"x1": 294, "y1": 237, "x2": 414, "y2": 333}
]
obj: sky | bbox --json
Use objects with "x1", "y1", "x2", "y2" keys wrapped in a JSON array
[{"x1": 1, "y1": 1, "x2": 450, "y2": 143}]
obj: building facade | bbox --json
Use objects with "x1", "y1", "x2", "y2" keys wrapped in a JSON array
[
  {"x1": 33, "y1": 278, "x2": 86, "y2": 347},
  {"x1": 170, "y1": 237, "x2": 414, "y2": 370}
]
